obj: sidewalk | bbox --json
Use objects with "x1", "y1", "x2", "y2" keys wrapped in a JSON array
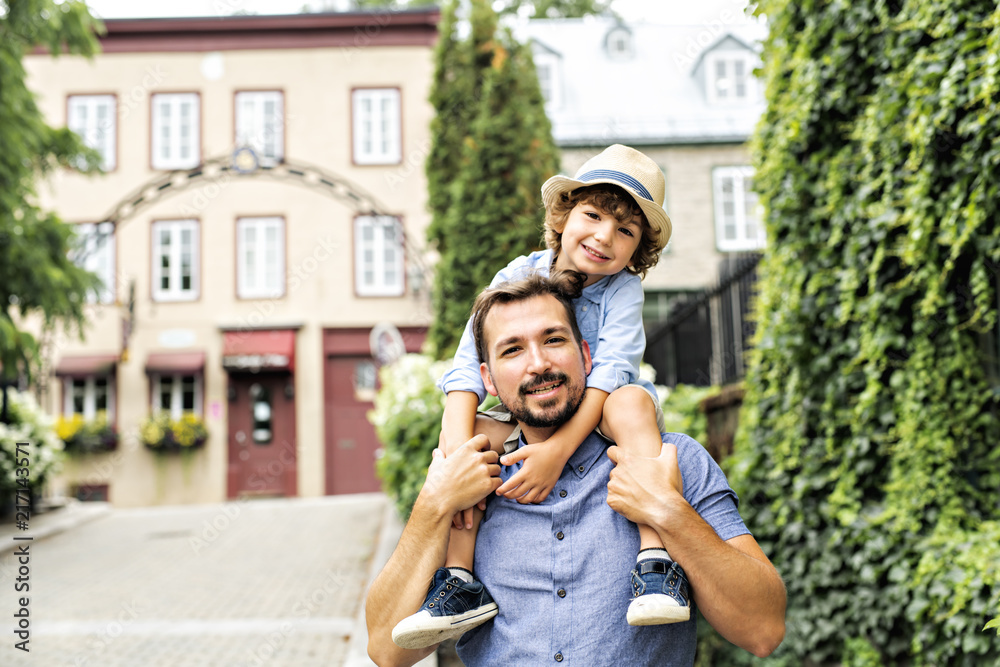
[{"x1": 0, "y1": 494, "x2": 437, "y2": 667}]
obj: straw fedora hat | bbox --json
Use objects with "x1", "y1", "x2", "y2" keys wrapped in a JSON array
[{"x1": 541, "y1": 144, "x2": 672, "y2": 249}]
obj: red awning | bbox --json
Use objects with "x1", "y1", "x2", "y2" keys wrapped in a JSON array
[
  {"x1": 222, "y1": 329, "x2": 295, "y2": 371},
  {"x1": 54, "y1": 354, "x2": 118, "y2": 378},
  {"x1": 145, "y1": 351, "x2": 206, "y2": 375}
]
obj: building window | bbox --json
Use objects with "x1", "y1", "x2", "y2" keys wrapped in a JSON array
[
  {"x1": 534, "y1": 53, "x2": 562, "y2": 109},
  {"x1": 70, "y1": 222, "x2": 116, "y2": 304},
  {"x1": 67, "y1": 95, "x2": 116, "y2": 170},
  {"x1": 64, "y1": 376, "x2": 114, "y2": 420},
  {"x1": 151, "y1": 93, "x2": 200, "y2": 170},
  {"x1": 605, "y1": 27, "x2": 633, "y2": 60},
  {"x1": 235, "y1": 91, "x2": 284, "y2": 165},
  {"x1": 354, "y1": 215, "x2": 404, "y2": 297},
  {"x1": 712, "y1": 166, "x2": 765, "y2": 252},
  {"x1": 352, "y1": 88, "x2": 401, "y2": 165},
  {"x1": 152, "y1": 373, "x2": 202, "y2": 419},
  {"x1": 152, "y1": 219, "x2": 199, "y2": 302},
  {"x1": 705, "y1": 52, "x2": 757, "y2": 105},
  {"x1": 237, "y1": 217, "x2": 285, "y2": 299}
]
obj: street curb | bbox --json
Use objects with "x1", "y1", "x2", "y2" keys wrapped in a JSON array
[
  {"x1": 344, "y1": 497, "x2": 437, "y2": 667},
  {"x1": 0, "y1": 499, "x2": 112, "y2": 555}
]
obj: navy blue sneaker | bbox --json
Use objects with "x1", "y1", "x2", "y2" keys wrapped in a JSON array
[
  {"x1": 391, "y1": 568, "x2": 498, "y2": 649},
  {"x1": 626, "y1": 558, "x2": 691, "y2": 626}
]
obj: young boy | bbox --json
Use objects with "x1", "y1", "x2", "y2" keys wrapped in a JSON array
[{"x1": 392, "y1": 145, "x2": 687, "y2": 649}]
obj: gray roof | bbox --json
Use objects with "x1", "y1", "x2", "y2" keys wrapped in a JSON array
[{"x1": 523, "y1": 16, "x2": 767, "y2": 146}]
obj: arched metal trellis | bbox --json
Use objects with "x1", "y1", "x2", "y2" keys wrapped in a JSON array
[{"x1": 76, "y1": 148, "x2": 433, "y2": 288}]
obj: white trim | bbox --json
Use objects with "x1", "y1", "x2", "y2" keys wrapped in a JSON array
[
  {"x1": 712, "y1": 166, "x2": 765, "y2": 252},
  {"x1": 235, "y1": 91, "x2": 284, "y2": 165},
  {"x1": 151, "y1": 93, "x2": 200, "y2": 170},
  {"x1": 152, "y1": 219, "x2": 200, "y2": 302},
  {"x1": 354, "y1": 215, "x2": 405, "y2": 297},
  {"x1": 63, "y1": 376, "x2": 115, "y2": 421},
  {"x1": 352, "y1": 88, "x2": 401, "y2": 165},
  {"x1": 151, "y1": 373, "x2": 203, "y2": 420},
  {"x1": 534, "y1": 52, "x2": 562, "y2": 110},
  {"x1": 71, "y1": 222, "x2": 116, "y2": 304},
  {"x1": 705, "y1": 52, "x2": 757, "y2": 106},
  {"x1": 68, "y1": 94, "x2": 116, "y2": 170},
  {"x1": 237, "y1": 217, "x2": 285, "y2": 299}
]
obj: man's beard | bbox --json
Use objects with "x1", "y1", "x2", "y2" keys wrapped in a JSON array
[{"x1": 497, "y1": 371, "x2": 586, "y2": 428}]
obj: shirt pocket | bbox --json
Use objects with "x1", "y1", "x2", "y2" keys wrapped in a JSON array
[{"x1": 576, "y1": 303, "x2": 600, "y2": 352}]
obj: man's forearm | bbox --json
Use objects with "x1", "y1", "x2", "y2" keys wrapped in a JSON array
[
  {"x1": 366, "y1": 491, "x2": 452, "y2": 667},
  {"x1": 650, "y1": 501, "x2": 786, "y2": 658}
]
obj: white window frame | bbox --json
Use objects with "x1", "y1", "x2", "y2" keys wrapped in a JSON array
[
  {"x1": 152, "y1": 219, "x2": 200, "y2": 302},
  {"x1": 71, "y1": 222, "x2": 116, "y2": 304},
  {"x1": 151, "y1": 93, "x2": 200, "y2": 170},
  {"x1": 712, "y1": 166, "x2": 765, "y2": 252},
  {"x1": 352, "y1": 88, "x2": 402, "y2": 165},
  {"x1": 533, "y1": 52, "x2": 562, "y2": 110},
  {"x1": 151, "y1": 373, "x2": 203, "y2": 419},
  {"x1": 68, "y1": 94, "x2": 116, "y2": 170},
  {"x1": 235, "y1": 91, "x2": 284, "y2": 165},
  {"x1": 705, "y1": 52, "x2": 757, "y2": 106},
  {"x1": 606, "y1": 27, "x2": 633, "y2": 60},
  {"x1": 354, "y1": 215, "x2": 405, "y2": 297},
  {"x1": 64, "y1": 376, "x2": 115, "y2": 421},
  {"x1": 237, "y1": 216, "x2": 285, "y2": 299}
]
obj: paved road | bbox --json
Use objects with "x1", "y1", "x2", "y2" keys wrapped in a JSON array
[{"x1": 0, "y1": 494, "x2": 418, "y2": 667}]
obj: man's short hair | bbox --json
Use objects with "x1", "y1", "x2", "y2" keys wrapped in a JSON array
[{"x1": 472, "y1": 271, "x2": 586, "y2": 365}]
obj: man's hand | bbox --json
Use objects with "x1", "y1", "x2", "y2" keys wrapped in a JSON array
[
  {"x1": 423, "y1": 434, "x2": 503, "y2": 520},
  {"x1": 494, "y1": 440, "x2": 573, "y2": 504},
  {"x1": 606, "y1": 442, "x2": 684, "y2": 527}
]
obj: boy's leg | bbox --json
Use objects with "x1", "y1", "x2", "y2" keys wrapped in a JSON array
[
  {"x1": 600, "y1": 385, "x2": 691, "y2": 626},
  {"x1": 392, "y1": 506, "x2": 498, "y2": 649}
]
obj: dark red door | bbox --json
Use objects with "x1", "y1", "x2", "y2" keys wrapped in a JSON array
[
  {"x1": 227, "y1": 373, "x2": 297, "y2": 498},
  {"x1": 324, "y1": 356, "x2": 381, "y2": 494}
]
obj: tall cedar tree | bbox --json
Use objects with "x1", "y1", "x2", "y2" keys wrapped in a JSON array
[
  {"x1": 710, "y1": 1, "x2": 1000, "y2": 664},
  {"x1": 0, "y1": 0, "x2": 103, "y2": 386},
  {"x1": 426, "y1": 2, "x2": 560, "y2": 356}
]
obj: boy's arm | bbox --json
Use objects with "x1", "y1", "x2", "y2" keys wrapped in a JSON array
[
  {"x1": 440, "y1": 390, "x2": 480, "y2": 455},
  {"x1": 495, "y1": 388, "x2": 609, "y2": 503}
]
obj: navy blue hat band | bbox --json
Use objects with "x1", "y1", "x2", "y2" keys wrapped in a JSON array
[{"x1": 575, "y1": 169, "x2": 653, "y2": 202}]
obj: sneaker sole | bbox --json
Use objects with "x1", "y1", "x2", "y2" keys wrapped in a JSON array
[
  {"x1": 627, "y1": 600, "x2": 691, "y2": 626},
  {"x1": 392, "y1": 603, "x2": 499, "y2": 649}
]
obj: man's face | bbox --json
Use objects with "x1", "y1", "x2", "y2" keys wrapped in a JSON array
[{"x1": 479, "y1": 295, "x2": 592, "y2": 429}]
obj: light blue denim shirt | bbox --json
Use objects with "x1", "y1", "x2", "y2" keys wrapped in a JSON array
[
  {"x1": 437, "y1": 249, "x2": 657, "y2": 403},
  {"x1": 456, "y1": 431, "x2": 749, "y2": 666}
]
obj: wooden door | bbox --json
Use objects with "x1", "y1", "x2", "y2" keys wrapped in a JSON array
[{"x1": 227, "y1": 373, "x2": 297, "y2": 498}]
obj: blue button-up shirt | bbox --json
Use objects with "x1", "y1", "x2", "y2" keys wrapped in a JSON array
[
  {"x1": 456, "y1": 431, "x2": 749, "y2": 666},
  {"x1": 437, "y1": 249, "x2": 656, "y2": 402}
]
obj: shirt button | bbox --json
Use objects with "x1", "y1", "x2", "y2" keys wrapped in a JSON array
[
  {"x1": 577, "y1": 465, "x2": 585, "y2": 473},
  {"x1": 555, "y1": 653, "x2": 564, "y2": 662},
  {"x1": 559, "y1": 490, "x2": 567, "y2": 498},
  {"x1": 582, "y1": 306, "x2": 588, "y2": 311},
  {"x1": 556, "y1": 531, "x2": 565, "y2": 540},
  {"x1": 557, "y1": 588, "x2": 566, "y2": 598}
]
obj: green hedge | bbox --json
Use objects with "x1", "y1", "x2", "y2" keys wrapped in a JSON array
[{"x1": 718, "y1": 1, "x2": 1000, "y2": 664}]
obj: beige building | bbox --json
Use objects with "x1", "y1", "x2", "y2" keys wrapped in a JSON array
[{"x1": 25, "y1": 9, "x2": 440, "y2": 507}]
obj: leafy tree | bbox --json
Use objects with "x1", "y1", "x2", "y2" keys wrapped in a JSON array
[
  {"x1": 426, "y1": 0, "x2": 560, "y2": 357},
  {"x1": 715, "y1": 1, "x2": 1000, "y2": 664},
  {"x1": 0, "y1": 0, "x2": 103, "y2": 391}
]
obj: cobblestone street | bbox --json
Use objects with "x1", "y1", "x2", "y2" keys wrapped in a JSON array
[{"x1": 0, "y1": 495, "x2": 400, "y2": 667}]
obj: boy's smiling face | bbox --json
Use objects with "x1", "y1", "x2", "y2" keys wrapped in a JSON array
[{"x1": 552, "y1": 201, "x2": 644, "y2": 286}]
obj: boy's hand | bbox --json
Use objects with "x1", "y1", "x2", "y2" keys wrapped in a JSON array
[{"x1": 495, "y1": 441, "x2": 573, "y2": 504}]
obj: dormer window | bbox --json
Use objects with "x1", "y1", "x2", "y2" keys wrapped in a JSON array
[
  {"x1": 705, "y1": 51, "x2": 757, "y2": 105},
  {"x1": 534, "y1": 52, "x2": 562, "y2": 109},
  {"x1": 605, "y1": 26, "x2": 633, "y2": 60}
]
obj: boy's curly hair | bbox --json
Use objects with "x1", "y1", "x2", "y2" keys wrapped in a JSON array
[{"x1": 543, "y1": 184, "x2": 663, "y2": 279}]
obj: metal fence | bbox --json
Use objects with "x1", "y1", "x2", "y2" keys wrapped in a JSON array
[{"x1": 646, "y1": 253, "x2": 763, "y2": 388}]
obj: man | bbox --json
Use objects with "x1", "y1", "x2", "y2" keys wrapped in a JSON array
[{"x1": 366, "y1": 273, "x2": 786, "y2": 666}]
